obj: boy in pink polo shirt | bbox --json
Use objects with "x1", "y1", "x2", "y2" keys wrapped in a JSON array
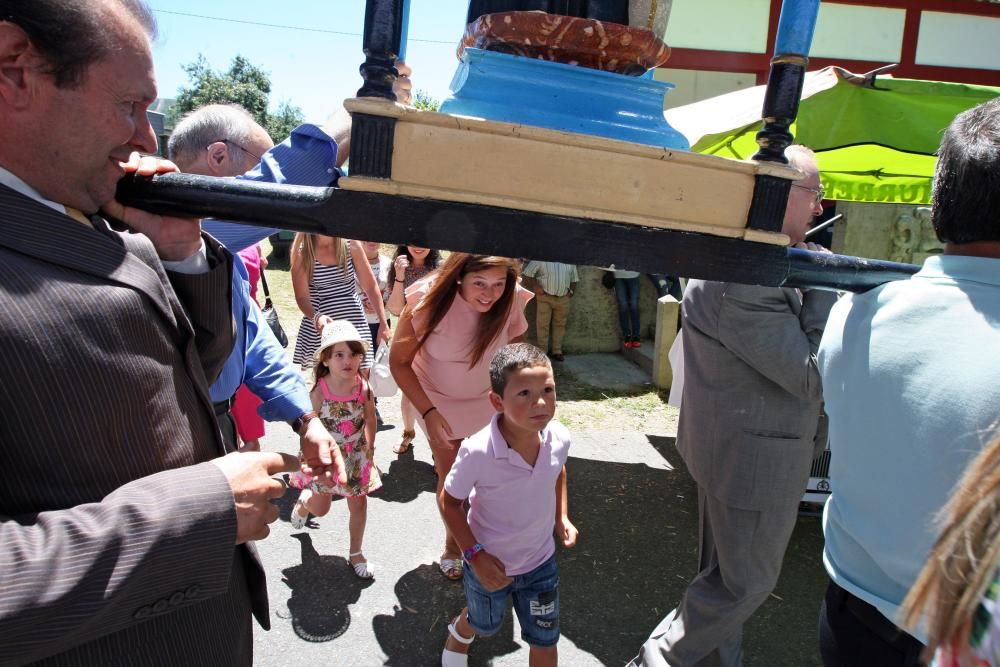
[{"x1": 439, "y1": 343, "x2": 578, "y2": 667}]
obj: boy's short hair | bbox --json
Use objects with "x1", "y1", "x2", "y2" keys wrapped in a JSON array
[{"x1": 489, "y1": 343, "x2": 552, "y2": 395}]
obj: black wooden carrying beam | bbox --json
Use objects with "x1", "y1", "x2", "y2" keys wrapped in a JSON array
[{"x1": 115, "y1": 174, "x2": 917, "y2": 293}]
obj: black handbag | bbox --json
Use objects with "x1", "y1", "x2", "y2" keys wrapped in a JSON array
[
  {"x1": 259, "y1": 269, "x2": 289, "y2": 348},
  {"x1": 601, "y1": 270, "x2": 616, "y2": 289}
]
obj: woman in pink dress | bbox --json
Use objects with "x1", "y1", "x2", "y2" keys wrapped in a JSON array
[{"x1": 390, "y1": 254, "x2": 532, "y2": 580}]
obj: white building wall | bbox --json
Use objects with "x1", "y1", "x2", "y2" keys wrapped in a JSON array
[
  {"x1": 916, "y1": 12, "x2": 1000, "y2": 71},
  {"x1": 664, "y1": 0, "x2": 770, "y2": 53},
  {"x1": 810, "y1": 3, "x2": 905, "y2": 62}
]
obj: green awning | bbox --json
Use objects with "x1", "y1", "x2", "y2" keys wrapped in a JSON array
[{"x1": 665, "y1": 68, "x2": 1000, "y2": 204}]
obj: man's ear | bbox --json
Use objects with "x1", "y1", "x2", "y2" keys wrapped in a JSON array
[
  {"x1": 204, "y1": 141, "x2": 232, "y2": 176},
  {"x1": 0, "y1": 22, "x2": 42, "y2": 110},
  {"x1": 488, "y1": 390, "x2": 504, "y2": 413}
]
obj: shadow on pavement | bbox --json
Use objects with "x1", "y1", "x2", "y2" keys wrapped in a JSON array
[
  {"x1": 561, "y1": 435, "x2": 825, "y2": 666},
  {"x1": 281, "y1": 533, "x2": 375, "y2": 642},
  {"x1": 372, "y1": 564, "x2": 520, "y2": 666},
  {"x1": 558, "y1": 449, "x2": 699, "y2": 665},
  {"x1": 373, "y1": 447, "x2": 437, "y2": 504}
]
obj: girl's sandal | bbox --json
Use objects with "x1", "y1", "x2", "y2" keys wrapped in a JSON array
[
  {"x1": 289, "y1": 500, "x2": 309, "y2": 530},
  {"x1": 393, "y1": 429, "x2": 416, "y2": 454},
  {"x1": 442, "y1": 615, "x2": 474, "y2": 667},
  {"x1": 349, "y1": 551, "x2": 375, "y2": 579},
  {"x1": 438, "y1": 557, "x2": 464, "y2": 581}
]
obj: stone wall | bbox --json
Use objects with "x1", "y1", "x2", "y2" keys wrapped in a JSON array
[
  {"x1": 522, "y1": 201, "x2": 937, "y2": 357},
  {"x1": 832, "y1": 201, "x2": 941, "y2": 263},
  {"x1": 523, "y1": 266, "x2": 662, "y2": 353}
]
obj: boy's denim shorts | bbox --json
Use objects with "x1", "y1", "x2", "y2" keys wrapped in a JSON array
[{"x1": 464, "y1": 555, "x2": 560, "y2": 647}]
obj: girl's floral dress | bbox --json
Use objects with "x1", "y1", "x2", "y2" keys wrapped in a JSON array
[
  {"x1": 936, "y1": 563, "x2": 1000, "y2": 667},
  {"x1": 289, "y1": 376, "x2": 382, "y2": 496}
]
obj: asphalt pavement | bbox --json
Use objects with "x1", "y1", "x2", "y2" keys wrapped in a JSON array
[{"x1": 252, "y1": 353, "x2": 827, "y2": 666}]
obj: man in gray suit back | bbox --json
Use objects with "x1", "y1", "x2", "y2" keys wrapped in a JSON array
[
  {"x1": 0, "y1": 1, "x2": 342, "y2": 663},
  {"x1": 631, "y1": 146, "x2": 837, "y2": 666}
]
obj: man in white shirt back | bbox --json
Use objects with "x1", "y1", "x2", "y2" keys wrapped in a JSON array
[{"x1": 817, "y1": 97, "x2": 1000, "y2": 667}]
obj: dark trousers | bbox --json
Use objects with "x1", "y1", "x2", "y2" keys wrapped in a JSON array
[
  {"x1": 646, "y1": 273, "x2": 683, "y2": 300},
  {"x1": 614, "y1": 276, "x2": 641, "y2": 339},
  {"x1": 214, "y1": 398, "x2": 238, "y2": 452},
  {"x1": 819, "y1": 581, "x2": 924, "y2": 667}
]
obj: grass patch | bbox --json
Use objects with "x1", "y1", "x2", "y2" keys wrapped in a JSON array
[{"x1": 552, "y1": 362, "x2": 678, "y2": 435}]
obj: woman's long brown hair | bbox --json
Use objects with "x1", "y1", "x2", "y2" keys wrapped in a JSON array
[
  {"x1": 902, "y1": 429, "x2": 1000, "y2": 663},
  {"x1": 410, "y1": 254, "x2": 521, "y2": 368}
]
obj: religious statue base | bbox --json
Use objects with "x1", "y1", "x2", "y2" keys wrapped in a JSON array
[
  {"x1": 341, "y1": 96, "x2": 799, "y2": 245},
  {"x1": 440, "y1": 48, "x2": 686, "y2": 148}
]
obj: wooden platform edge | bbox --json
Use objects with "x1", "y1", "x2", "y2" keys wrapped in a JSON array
[
  {"x1": 343, "y1": 97, "x2": 802, "y2": 181},
  {"x1": 340, "y1": 176, "x2": 790, "y2": 246}
]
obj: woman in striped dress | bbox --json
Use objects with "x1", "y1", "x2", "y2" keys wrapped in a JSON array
[
  {"x1": 291, "y1": 234, "x2": 389, "y2": 370},
  {"x1": 384, "y1": 245, "x2": 443, "y2": 454}
]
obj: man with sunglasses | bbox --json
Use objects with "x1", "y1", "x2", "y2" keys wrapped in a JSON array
[{"x1": 632, "y1": 145, "x2": 836, "y2": 666}]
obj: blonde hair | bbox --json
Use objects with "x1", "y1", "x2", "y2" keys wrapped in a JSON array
[
  {"x1": 902, "y1": 429, "x2": 1000, "y2": 662},
  {"x1": 291, "y1": 233, "x2": 348, "y2": 284}
]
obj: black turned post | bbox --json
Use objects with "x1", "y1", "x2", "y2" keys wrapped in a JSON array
[
  {"x1": 754, "y1": 57, "x2": 807, "y2": 164},
  {"x1": 357, "y1": 0, "x2": 405, "y2": 101},
  {"x1": 351, "y1": 0, "x2": 408, "y2": 178},
  {"x1": 746, "y1": 0, "x2": 820, "y2": 233}
]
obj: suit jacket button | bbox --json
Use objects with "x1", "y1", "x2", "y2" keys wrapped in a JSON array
[
  {"x1": 185, "y1": 585, "x2": 201, "y2": 599},
  {"x1": 169, "y1": 592, "x2": 185, "y2": 606},
  {"x1": 153, "y1": 599, "x2": 169, "y2": 613},
  {"x1": 133, "y1": 606, "x2": 152, "y2": 619}
]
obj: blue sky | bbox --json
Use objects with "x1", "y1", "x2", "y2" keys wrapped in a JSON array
[{"x1": 148, "y1": 1, "x2": 471, "y2": 122}]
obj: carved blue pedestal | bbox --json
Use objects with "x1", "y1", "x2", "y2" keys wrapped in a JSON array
[{"x1": 440, "y1": 48, "x2": 690, "y2": 150}]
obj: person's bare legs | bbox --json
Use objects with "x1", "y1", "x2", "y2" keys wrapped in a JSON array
[
  {"x1": 431, "y1": 437, "x2": 462, "y2": 572},
  {"x1": 444, "y1": 608, "x2": 476, "y2": 656},
  {"x1": 401, "y1": 395, "x2": 416, "y2": 432},
  {"x1": 394, "y1": 396, "x2": 418, "y2": 453},
  {"x1": 294, "y1": 489, "x2": 333, "y2": 519},
  {"x1": 528, "y1": 645, "x2": 558, "y2": 667},
  {"x1": 347, "y1": 495, "x2": 369, "y2": 568},
  {"x1": 238, "y1": 438, "x2": 261, "y2": 452}
]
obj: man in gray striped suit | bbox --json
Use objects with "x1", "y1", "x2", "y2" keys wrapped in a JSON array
[{"x1": 0, "y1": 1, "x2": 342, "y2": 663}]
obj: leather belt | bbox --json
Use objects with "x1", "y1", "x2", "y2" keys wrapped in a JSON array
[{"x1": 828, "y1": 581, "x2": 923, "y2": 658}]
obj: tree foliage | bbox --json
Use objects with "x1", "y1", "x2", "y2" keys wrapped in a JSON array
[
  {"x1": 412, "y1": 89, "x2": 441, "y2": 112},
  {"x1": 168, "y1": 54, "x2": 304, "y2": 143}
]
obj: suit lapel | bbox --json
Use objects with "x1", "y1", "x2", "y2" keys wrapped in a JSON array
[{"x1": 0, "y1": 184, "x2": 181, "y2": 332}]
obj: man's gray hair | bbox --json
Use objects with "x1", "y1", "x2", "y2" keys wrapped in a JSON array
[
  {"x1": 785, "y1": 144, "x2": 817, "y2": 170},
  {"x1": 167, "y1": 104, "x2": 261, "y2": 165}
]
